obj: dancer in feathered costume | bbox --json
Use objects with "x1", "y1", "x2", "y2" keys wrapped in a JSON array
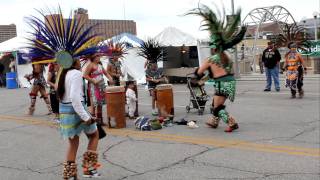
[
  {"x1": 83, "y1": 52, "x2": 113, "y2": 125},
  {"x1": 24, "y1": 63, "x2": 52, "y2": 115},
  {"x1": 186, "y1": 4, "x2": 246, "y2": 132},
  {"x1": 274, "y1": 24, "x2": 309, "y2": 98},
  {"x1": 26, "y1": 7, "x2": 105, "y2": 179},
  {"x1": 106, "y1": 40, "x2": 127, "y2": 86},
  {"x1": 137, "y1": 38, "x2": 166, "y2": 115}
]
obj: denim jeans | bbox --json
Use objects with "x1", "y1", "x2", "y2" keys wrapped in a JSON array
[{"x1": 265, "y1": 66, "x2": 280, "y2": 90}]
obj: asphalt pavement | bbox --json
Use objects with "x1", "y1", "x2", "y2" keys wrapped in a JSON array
[{"x1": 0, "y1": 74, "x2": 319, "y2": 180}]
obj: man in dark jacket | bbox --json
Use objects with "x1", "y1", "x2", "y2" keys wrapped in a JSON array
[{"x1": 262, "y1": 42, "x2": 281, "y2": 91}]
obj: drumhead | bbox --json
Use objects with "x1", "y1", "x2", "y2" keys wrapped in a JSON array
[
  {"x1": 156, "y1": 84, "x2": 173, "y2": 90},
  {"x1": 105, "y1": 86, "x2": 125, "y2": 93}
]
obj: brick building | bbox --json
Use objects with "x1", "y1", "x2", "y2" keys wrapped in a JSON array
[
  {"x1": 0, "y1": 24, "x2": 17, "y2": 43},
  {"x1": 45, "y1": 8, "x2": 136, "y2": 40}
]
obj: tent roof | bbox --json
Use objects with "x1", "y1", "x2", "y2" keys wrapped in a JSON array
[
  {"x1": 0, "y1": 36, "x2": 29, "y2": 52},
  {"x1": 154, "y1": 27, "x2": 197, "y2": 46},
  {"x1": 105, "y1": 33, "x2": 143, "y2": 47}
]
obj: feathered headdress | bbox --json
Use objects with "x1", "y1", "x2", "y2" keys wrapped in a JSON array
[
  {"x1": 185, "y1": 3, "x2": 246, "y2": 72},
  {"x1": 273, "y1": 23, "x2": 310, "y2": 51},
  {"x1": 106, "y1": 39, "x2": 128, "y2": 59},
  {"x1": 186, "y1": 4, "x2": 246, "y2": 52},
  {"x1": 26, "y1": 7, "x2": 103, "y2": 69},
  {"x1": 137, "y1": 38, "x2": 165, "y2": 63}
]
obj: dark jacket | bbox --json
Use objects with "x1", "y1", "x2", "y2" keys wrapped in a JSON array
[{"x1": 262, "y1": 47, "x2": 281, "y2": 69}]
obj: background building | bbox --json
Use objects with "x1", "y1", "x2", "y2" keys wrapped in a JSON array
[
  {"x1": 45, "y1": 8, "x2": 136, "y2": 40},
  {"x1": 298, "y1": 18, "x2": 320, "y2": 40},
  {"x1": 0, "y1": 24, "x2": 17, "y2": 43}
]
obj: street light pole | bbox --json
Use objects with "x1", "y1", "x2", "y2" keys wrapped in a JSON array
[
  {"x1": 231, "y1": 0, "x2": 240, "y2": 78},
  {"x1": 313, "y1": 12, "x2": 318, "y2": 41},
  {"x1": 123, "y1": 0, "x2": 126, "y2": 20}
]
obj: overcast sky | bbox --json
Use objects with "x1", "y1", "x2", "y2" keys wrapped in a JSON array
[{"x1": 0, "y1": 0, "x2": 318, "y2": 39}]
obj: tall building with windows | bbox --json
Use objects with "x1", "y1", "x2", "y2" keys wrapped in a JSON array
[
  {"x1": 45, "y1": 8, "x2": 137, "y2": 40},
  {"x1": 0, "y1": 24, "x2": 17, "y2": 43}
]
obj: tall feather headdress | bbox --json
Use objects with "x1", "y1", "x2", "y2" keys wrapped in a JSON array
[
  {"x1": 137, "y1": 38, "x2": 165, "y2": 64},
  {"x1": 26, "y1": 7, "x2": 103, "y2": 69},
  {"x1": 186, "y1": 4, "x2": 246, "y2": 52},
  {"x1": 105, "y1": 39, "x2": 128, "y2": 59},
  {"x1": 273, "y1": 23, "x2": 310, "y2": 51},
  {"x1": 185, "y1": 3, "x2": 246, "y2": 72}
]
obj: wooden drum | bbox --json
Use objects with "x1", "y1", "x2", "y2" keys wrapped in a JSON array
[
  {"x1": 156, "y1": 84, "x2": 174, "y2": 117},
  {"x1": 105, "y1": 86, "x2": 126, "y2": 128}
]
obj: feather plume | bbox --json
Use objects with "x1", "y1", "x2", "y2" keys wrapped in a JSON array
[
  {"x1": 26, "y1": 6, "x2": 102, "y2": 65},
  {"x1": 273, "y1": 23, "x2": 310, "y2": 51},
  {"x1": 137, "y1": 38, "x2": 165, "y2": 63},
  {"x1": 185, "y1": 3, "x2": 247, "y2": 51}
]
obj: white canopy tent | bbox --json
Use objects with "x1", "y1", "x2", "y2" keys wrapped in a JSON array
[
  {"x1": 154, "y1": 27, "x2": 197, "y2": 46},
  {"x1": 0, "y1": 36, "x2": 29, "y2": 53},
  {"x1": 0, "y1": 36, "x2": 32, "y2": 88},
  {"x1": 101, "y1": 33, "x2": 147, "y2": 84},
  {"x1": 103, "y1": 33, "x2": 143, "y2": 48}
]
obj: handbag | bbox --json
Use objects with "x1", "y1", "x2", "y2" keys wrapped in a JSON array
[{"x1": 97, "y1": 123, "x2": 107, "y2": 139}]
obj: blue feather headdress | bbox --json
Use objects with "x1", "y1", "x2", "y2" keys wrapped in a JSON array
[{"x1": 26, "y1": 7, "x2": 103, "y2": 69}]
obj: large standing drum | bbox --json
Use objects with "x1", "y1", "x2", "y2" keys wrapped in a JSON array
[
  {"x1": 156, "y1": 84, "x2": 174, "y2": 117},
  {"x1": 105, "y1": 86, "x2": 126, "y2": 128}
]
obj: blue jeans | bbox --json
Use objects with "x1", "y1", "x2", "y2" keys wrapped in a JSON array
[{"x1": 265, "y1": 66, "x2": 280, "y2": 90}]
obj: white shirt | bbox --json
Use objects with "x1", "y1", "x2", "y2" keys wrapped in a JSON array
[
  {"x1": 126, "y1": 88, "x2": 137, "y2": 104},
  {"x1": 62, "y1": 69, "x2": 91, "y2": 121}
]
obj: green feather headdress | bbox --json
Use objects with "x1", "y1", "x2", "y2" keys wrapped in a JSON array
[{"x1": 186, "y1": 3, "x2": 247, "y2": 53}]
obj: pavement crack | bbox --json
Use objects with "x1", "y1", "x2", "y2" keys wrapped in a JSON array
[
  {"x1": 260, "y1": 172, "x2": 320, "y2": 179},
  {"x1": 194, "y1": 160, "x2": 263, "y2": 176},
  {"x1": 287, "y1": 126, "x2": 318, "y2": 140},
  {"x1": 102, "y1": 138, "x2": 139, "y2": 174},
  {"x1": 0, "y1": 164, "x2": 58, "y2": 175},
  {"x1": 0, "y1": 165, "x2": 27, "y2": 172},
  {"x1": 249, "y1": 125, "x2": 319, "y2": 144},
  {"x1": 118, "y1": 147, "x2": 212, "y2": 180}
]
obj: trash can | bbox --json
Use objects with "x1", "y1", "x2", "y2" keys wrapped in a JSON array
[{"x1": 6, "y1": 72, "x2": 18, "y2": 89}]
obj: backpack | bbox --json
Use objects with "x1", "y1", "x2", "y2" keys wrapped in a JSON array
[{"x1": 134, "y1": 116, "x2": 151, "y2": 131}]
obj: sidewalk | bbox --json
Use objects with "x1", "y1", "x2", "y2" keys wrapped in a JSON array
[{"x1": 238, "y1": 73, "x2": 320, "y2": 81}]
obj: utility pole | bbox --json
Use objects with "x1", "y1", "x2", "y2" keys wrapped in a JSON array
[
  {"x1": 231, "y1": 0, "x2": 240, "y2": 78},
  {"x1": 313, "y1": 12, "x2": 318, "y2": 41},
  {"x1": 123, "y1": 0, "x2": 126, "y2": 20}
]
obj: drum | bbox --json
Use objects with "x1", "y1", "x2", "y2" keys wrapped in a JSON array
[
  {"x1": 156, "y1": 84, "x2": 174, "y2": 117},
  {"x1": 105, "y1": 86, "x2": 126, "y2": 128}
]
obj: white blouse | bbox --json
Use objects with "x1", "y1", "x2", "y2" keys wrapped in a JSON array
[{"x1": 62, "y1": 69, "x2": 91, "y2": 121}]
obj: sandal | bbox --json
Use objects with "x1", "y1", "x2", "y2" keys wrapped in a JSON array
[
  {"x1": 224, "y1": 116, "x2": 239, "y2": 132},
  {"x1": 206, "y1": 116, "x2": 220, "y2": 128}
]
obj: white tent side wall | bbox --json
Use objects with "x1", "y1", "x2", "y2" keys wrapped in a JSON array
[
  {"x1": 121, "y1": 48, "x2": 146, "y2": 83},
  {"x1": 98, "y1": 48, "x2": 146, "y2": 84},
  {"x1": 154, "y1": 27, "x2": 197, "y2": 46},
  {"x1": 197, "y1": 40, "x2": 211, "y2": 66}
]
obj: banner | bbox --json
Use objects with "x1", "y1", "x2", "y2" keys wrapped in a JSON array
[{"x1": 301, "y1": 41, "x2": 320, "y2": 57}]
